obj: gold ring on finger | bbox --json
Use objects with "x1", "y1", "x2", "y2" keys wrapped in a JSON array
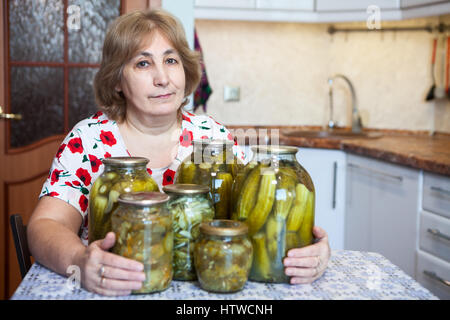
[
  {"x1": 99, "y1": 265, "x2": 105, "y2": 278},
  {"x1": 100, "y1": 276, "x2": 106, "y2": 287}
]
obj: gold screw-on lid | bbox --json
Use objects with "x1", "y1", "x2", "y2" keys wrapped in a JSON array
[
  {"x1": 117, "y1": 192, "x2": 169, "y2": 206},
  {"x1": 199, "y1": 219, "x2": 248, "y2": 237},
  {"x1": 250, "y1": 145, "x2": 298, "y2": 154},
  {"x1": 192, "y1": 138, "x2": 234, "y2": 146},
  {"x1": 163, "y1": 184, "x2": 210, "y2": 195},
  {"x1": 102, "y1": 156, "x2": 149, "y2": 167}
]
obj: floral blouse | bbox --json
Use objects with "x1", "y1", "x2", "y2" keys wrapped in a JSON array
[{"x1": 39, "y1": 109, "x2": 246, "y2": 244}]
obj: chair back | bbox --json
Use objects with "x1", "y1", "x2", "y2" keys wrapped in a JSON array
[{"x1": 10, "y1": 214, "x2": 32, "y2": 278}]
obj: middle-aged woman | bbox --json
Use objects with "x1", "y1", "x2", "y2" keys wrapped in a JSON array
[{"x1": 27, "y1": 9, "x2": 331, "y2": 296}]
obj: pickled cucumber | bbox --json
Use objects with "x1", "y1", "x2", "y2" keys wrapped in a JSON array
[
  {"x1": 246, "y1": 169, "x2": 276, "y2": 236},
  {"x1": 298, "y1": 191, "x2": 315, "y2": 247},
  {"x1": 236, "y1": 165, "x2": 261, "y2": 220},
  {"x1": 213, "y1": 172, "x2": 233, "y2": 219},
  {"x1": 286, "y1": 184, "x2": 310, "y2": 232}
]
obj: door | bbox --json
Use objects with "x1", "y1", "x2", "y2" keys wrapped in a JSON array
[{"x1": 0, "y1": 0, "x2": 127, "y2": 299}]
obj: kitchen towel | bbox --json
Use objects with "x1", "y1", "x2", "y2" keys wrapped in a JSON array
[{"x1": 193, "y1": 29, "x2": 212, "y2": 113}]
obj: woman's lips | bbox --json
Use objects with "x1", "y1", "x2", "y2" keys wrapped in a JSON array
[{"x1": 151, "y1": 93, "x2": 173, "y2": 99}]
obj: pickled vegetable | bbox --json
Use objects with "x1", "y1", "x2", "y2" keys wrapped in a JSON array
[
  {"x1": 112, "y1": 204, "x2": 172, "y2": 294},
  {"x1": 246, "y1": 169, "x2": 276, "y2": 236},
  {"x1": 168, "y1": 193, "x2": 214, "y2": 280},
  {"x1": 88, "y1": 164, "x2": 158, "y2": 243},
  {"x1": 213, "y1": 172, "x2": 233, "y2": 219},
  {"x1": 175, "y1": 140, "x2": 243, "y2": 219},
  {"x1": 286, "y1": 183, "x2": 310, "y2": 232},
  {"x1": 231, "y1": 146, "x2": 315, "y2": 283},
  {"x1": 235, "y1": 164, "x2": 262, "y2": 220},
  {"x1": 194, "y1": 233, "x2": 253, "y2": 293}
]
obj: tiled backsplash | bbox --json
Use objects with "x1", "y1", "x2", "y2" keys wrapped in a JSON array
[{"x1": 195, "y1": 15, "x2": 450, "y2": 133}]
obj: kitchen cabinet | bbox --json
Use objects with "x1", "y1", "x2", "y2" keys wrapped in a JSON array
[
  {"x1": 417, "y1": 171, "x2": 450, "y2": 299},
  {"x1": 194, "y1": 0, "x2": 450, "y2": 22},
  {"x1": 242, "y1": 146, "x2": 347, "y2": 250},
  {"x1": 296, "y1": 148, "x2": 346, "y2": 251},
  {"x1": 345, "y1": 154, "x2": 420, "y2": 278}
]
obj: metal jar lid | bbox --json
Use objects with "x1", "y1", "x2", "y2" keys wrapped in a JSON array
[
  {"x1": 102, "y1": 156, "x2": 149, "y2": 167},
  {"x1": 163, "y1": 184, "x2": 210, "y2": 195},
  {"x1": 251, "y1": 145, "x2": 298, "y2": 154},
  {"x1": 199, "y1": 219, "x2": 248, "y2": 237},
  {"x1": 192, "y1": 138, "x2": 234, "y2": 147},
  {"x1": 117, "y1": 192, "x2": 169, "y2": 206}
]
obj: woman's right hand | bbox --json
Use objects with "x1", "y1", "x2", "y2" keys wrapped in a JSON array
[{"x1": 75, "y1": 232, "x2": 146, "y2": 296}]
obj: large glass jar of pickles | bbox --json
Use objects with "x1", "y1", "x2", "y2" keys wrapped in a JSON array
[
  {"x1": 88, "y1": 157, "x2": 159, "y2": 243},
  {"x1": 111, "y1": 192, "x2": 173, "y2": 294},
  {"x1": 194, "y1": 220, "x2": 253, "y2": 293},
  {"x1": 232, "y1": 145, "x2": 315, "y2": 283},
  {"x1": 175, "y1": 139, "x2": 243, "y2": 219},
  {"x1": 163, "y1": 184, "x2": 215, "y2": 281}
]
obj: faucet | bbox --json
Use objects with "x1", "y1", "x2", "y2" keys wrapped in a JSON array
[{"x1": 327, "y1": 74, "x2": 362, "y2": 133}]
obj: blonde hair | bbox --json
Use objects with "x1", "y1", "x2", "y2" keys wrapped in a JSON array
[{"x1": 94, "y1": 9, "x2": 201, "y2": 121}]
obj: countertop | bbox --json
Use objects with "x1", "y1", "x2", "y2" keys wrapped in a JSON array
[
  {"x1": 228, "y1": 126, "x2": 450, "y2": 177},
  {"x1": 11, "y1": 250, "x2": 437, "y2": 300}
]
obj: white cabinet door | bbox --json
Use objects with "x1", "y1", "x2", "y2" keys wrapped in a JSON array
[
  {"x1": 345, "y1": 154, "x2": 420, "y2": 278},
  {"x1": 296, "y1": 148, "x2": 346, "y2": 250}
]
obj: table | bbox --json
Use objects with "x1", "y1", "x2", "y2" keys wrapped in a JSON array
[{"x1": 11, "y1": 250, "x2": 438, "y2": 300}]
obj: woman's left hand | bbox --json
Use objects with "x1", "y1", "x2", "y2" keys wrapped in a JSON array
[{"x1": 283, "y1": 226, "x2": 331, "y2": 285}]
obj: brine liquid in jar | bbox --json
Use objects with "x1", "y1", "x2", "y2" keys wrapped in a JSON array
[
  {"x1": 163, "y1": 184, "x2": 215, "y2": 281},
  {"x1": 88, "y1": 157, "x2": 158, "y2": 243},
  {"x1": 111, "y1": 192, "x2": 173, "y2": 294},
  {"x1": 194, "y1": 219, "x2": 253, "y2": 293}
]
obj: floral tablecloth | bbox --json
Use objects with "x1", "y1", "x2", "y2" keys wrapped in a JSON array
[{"x1": 11, "y1": 250, "x2": 438, "y2": 300}]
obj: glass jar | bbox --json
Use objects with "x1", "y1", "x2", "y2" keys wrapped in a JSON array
[
  {"x1": 232, "y1": 145, "x2": 315, "y2": 283},
  {"x1": 88, "y1": 157, "x2": 159, "y2": 244},
  {"x1": 175, "y1": 139, "x2": 244, "y2": 220},
  {"x1": 111, "y1": 192, "x2": 173, "y2": 294},
  {"x1": 194, "y1": 219, "x2": 253, "y2": 293},
  {"x1": 163, "y1": 184, "x2": 215, "y2": 281}
]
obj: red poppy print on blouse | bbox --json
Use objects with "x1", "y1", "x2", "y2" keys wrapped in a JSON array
[
  {"x1": 79, "y1": 194, "x2": 88, "y2": 212},
  {"x1": 180, "y1": 128, "x2": 193, "y2": 147},
  {"x1": 100, "y1": 130, "x2": 117, "y2": 147},
  {"x1": 56, "y1": 144, "x2": 66, "y2": 160},
  {"x1": 162, "y1": 169, "x2": 175, "y2": 186},
  {"x1": 50, "y1": 169, "x2": 63, "y2": 185},
  {"x1": 88, "y1": 154, "x2": 102, "y2": 173},
  {"x1": 76, "y1": 168, "x2": 92, "y2": 186},
  {"x1": 68, "y1": 137, "x2": 83, "y2": 154},
  {"x1": 92, "y1": 111, "x2": 103, "y2": 119}
]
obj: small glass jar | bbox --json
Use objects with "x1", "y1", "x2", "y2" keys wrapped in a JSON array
[
  {"x1": 163, "y1": 184, "x2": 215, "y2": 281},
  {"x1": 232, "y1": 145, "x2": 315, "y2": 283},
  {"x1": 194, "y1": 219, "x2": 253, "y2": 293},
  {"x1": 175, "y1": 139, "x2": 244, "y2": 220},
  {"x1": 111, "y1": 192, "x2": 173, "y2": 294},
  {"x1": 88, "y1": 157, "x2": 159, "y2": 243}
]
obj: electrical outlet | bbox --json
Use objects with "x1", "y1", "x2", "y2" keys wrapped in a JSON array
[{"x1": 224, "y1": 86, "x2": 240, "y2": 102}]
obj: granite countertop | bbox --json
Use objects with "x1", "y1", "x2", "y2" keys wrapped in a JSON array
[
  {"x1": 11, "y1": 250, "x2": 437, "y2": 300},
  {"x1": 229, "y1": 126, "x2": 450, "y2": 177}
]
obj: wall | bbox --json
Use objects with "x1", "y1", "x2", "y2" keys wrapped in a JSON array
[{"x1": 195, "y1": 15, "x2": 450, "y2": 133}]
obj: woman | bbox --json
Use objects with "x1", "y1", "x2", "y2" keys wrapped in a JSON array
[{"x1": 28, "y1": 9, "x2": 330, "y2": 296}]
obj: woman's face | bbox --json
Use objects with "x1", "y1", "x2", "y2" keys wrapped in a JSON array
[{"x1": 117, "y1": 30, "x2": 186, "y2": 118}]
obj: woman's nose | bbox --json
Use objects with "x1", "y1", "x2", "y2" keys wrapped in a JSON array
[{"x1": 153, "y1": 65, "x2": 169, "y2": 87}]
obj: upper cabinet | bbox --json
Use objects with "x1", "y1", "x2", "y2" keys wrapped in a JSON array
[{"x1": 194, "y1": 0, "x2": 450, "y2": 23}]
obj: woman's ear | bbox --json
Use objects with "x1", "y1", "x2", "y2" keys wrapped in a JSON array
[{"x1": 115, "y1": 84, "x2": 122, "y2": 93}]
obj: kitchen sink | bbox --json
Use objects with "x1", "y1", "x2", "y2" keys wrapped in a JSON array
[{"x1": 282, "y1": 130, "x2": 383, "y2": 139}]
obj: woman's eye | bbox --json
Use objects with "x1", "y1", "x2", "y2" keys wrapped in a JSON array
[
  {"x1": 166, "y1": 58, "x2": 178, "y2": 64},
  {"x1": 136, "y1": 60, "x2": 150, "y2": 68}
]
